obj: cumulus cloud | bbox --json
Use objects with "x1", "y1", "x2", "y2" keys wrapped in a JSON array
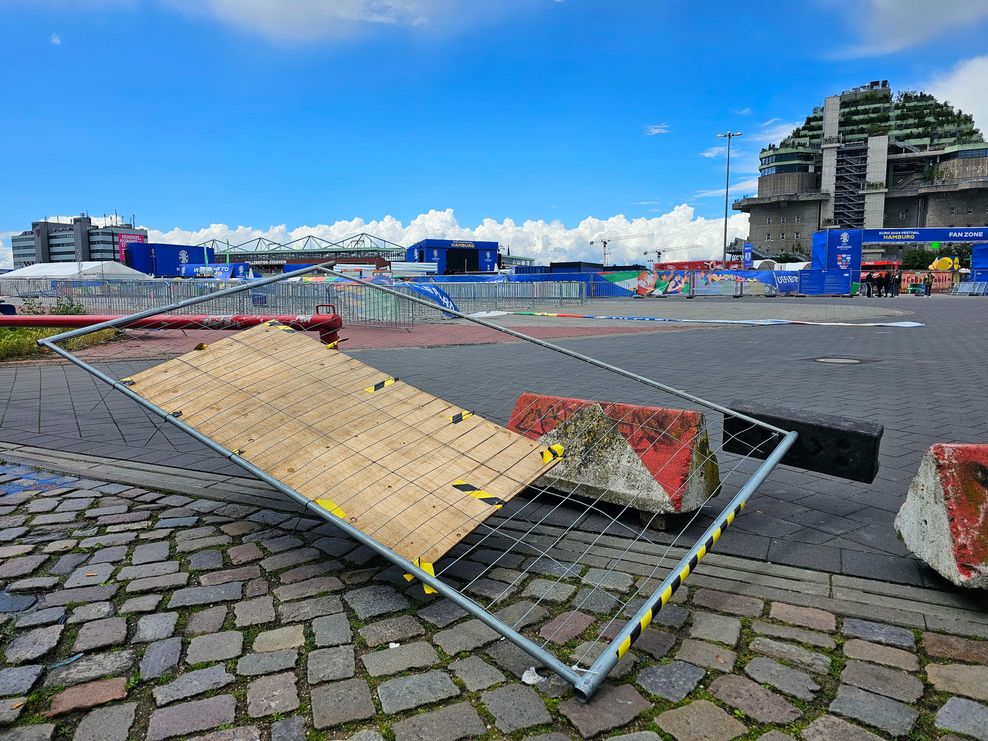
[
  {"x1": 833, "y1": 0, "x2": 988, "y2": 57},
  {"x1": 49, "y1": 32, "x2": 61, "y2": 45},
  {"x1": 161, "y1": 0, "x2": 539, "y2": 44},
  {"x1": 146, "y1": 207, "x2": 749, "y2": 265},
  {"x1": 926, "y1": 55, "x2": 988, "y2": 132},
  {"x1": 0, "y1": 232, "x2": 17, "y2": 269},
  {"x1": 643, "y1": 124, "x2": 671, "y2": 136}
]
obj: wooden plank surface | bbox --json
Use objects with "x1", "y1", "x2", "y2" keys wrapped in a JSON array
[{"x1": 125, "y1": 321, "x2": 555, "y2": 564}]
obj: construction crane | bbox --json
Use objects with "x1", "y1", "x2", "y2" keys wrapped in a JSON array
[{"x1": 589, "y1": 234, "x2": 650, "y2": 265}]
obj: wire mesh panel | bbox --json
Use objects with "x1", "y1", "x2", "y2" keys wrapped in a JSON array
[{"x1": 40, "y1": 264, "x2": 795, "y2": 700}]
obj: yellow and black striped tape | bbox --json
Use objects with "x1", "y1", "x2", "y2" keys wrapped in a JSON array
[
  {"x1": 540, "y1": 443, "x2": 565, "y2": 464},
  {"x1": 450, "y1": 411, "x2": 474, "y2": 424},
  {"x1": 403, "y1": 558, "x2": 437, "y2": 595},
  {"x1": 452, "y1": 481, "x2": 505, "y2": 508},
  {"x1": 615, "y1": 500, "x2": 746, "y2": 659},
  {"x1": 364, "y1": 377, "x2": 398, "y2": 394}
]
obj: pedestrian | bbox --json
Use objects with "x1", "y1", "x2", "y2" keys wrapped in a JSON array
[
  {"x1": 875, "y1": 272, "x2": 884, "y2": 298},
  {"x1": 923, "y1": 272, "x2": 933, "y2": 297},
  {"x1": 865, "y1": 271, "x2": 874, "y2": 298},
  {"x1": 885, "y1": 271, "x2": 894, "y2": 297},
  {"x1": 892, "y1": 270, "x2": 901, "y2": 297}
]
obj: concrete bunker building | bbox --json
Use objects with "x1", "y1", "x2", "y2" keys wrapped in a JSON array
[{"x1": 734, "y1": 81, "x2": 988, "y2": 260}]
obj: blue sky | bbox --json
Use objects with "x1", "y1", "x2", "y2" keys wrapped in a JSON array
[{"x1": 3, "y1": 0, "x2": 988, "y2": 265}]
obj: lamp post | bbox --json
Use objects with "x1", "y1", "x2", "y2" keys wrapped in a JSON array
[{"x1": 717, "y1": 131, "x2": 742, "y2": 266}]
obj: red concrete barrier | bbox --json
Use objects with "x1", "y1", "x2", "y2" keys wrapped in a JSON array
[
  {"x1": 507, "y1": 392, "x2": 720, "y2": 516},
  {"x1": 895, "y1": 443, "x2": 988, "y2": 588}
]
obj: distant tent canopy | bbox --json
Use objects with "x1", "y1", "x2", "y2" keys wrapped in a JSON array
[{"x1": 1, "y1": 261, "x2": 150, "y2": 280}]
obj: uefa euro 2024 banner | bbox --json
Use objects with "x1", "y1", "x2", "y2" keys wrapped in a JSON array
[{"x1": 609, "y1": 270, "x2": 795, "y2": 297}]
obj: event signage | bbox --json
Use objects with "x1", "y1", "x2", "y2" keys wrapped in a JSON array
[
  {"x1": 117, "y1": 233, "x2": 146, "y2": 262},
  {"x1": 861, "y1": 227, "x2": 988, "y2": 243},
  {"x1": 742, "y1": 243, "x2": 753, "y2": 269}
]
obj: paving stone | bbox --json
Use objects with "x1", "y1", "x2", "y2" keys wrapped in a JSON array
[
  {"x1": 377, "y1": 669, "x2": 459, "y2": 714},
  {"x1": 925, "y1": 632, "x2": 988, "y2": 665},
  {"x1": 228, "y1": 543, "x2": 264, "y2": 565},
  {"x1": 691, "y1": 611, "x2": 742, "y2": 647},
  {"x1": 187, "y1": 631, "x2": 243, "y2": 664},
  {"x1": 116, "y1": 561, "x2": 178, "y2": 581},
  {"x1": 66, "y1": 601, "x2": 115, "y2": 624},
  {"x1": 0, "y1": 664, "x2": 43, "y2": 697},
  {"x1": 433, "y1": 618, "x2": 500, "y2": 654},
  {"x1": 141, "y1": 637, "x2": 182, "y2": 680},
  {"x1": 234, "y1": 596, "x2": 275, "y2": 627},
  {"x1": 73, "y1": 701, "x2": 137, "y2": 741},
  {"x1": 188, "y1": 549, "x2": 224, "y2": 571},
  {"x1": 80, "y1": 533, "x2": 136, "y2": 549},
  {"x1": 237, "y1": 648, "x2": 299, "y2": 677},
  {"x1": 675, "y1": 638, "x2": 737, "y2": 672},
  {"x1": 0, "y1": 723, "x2": 55, "y2": 740},
  {"x1": 841, "y1": 659, "x2": 924, "y2": 703},
  {"x1": 49, "y1": 677, "x2": 128, "y2": 716},
  {"x1": 390, "y1": 701, "x2": 486, "y2": 741},
  {"x1": 752, "y1": 619, "x2": 836, "y2": 650},
  {"x1": 132, "y1": 541, "x2": 170, "y2": 565},
  {"x1": 126, "y1": 572, "x2": 189, "y2": 593},
  {"x1": 609, "y1": 734, "x2": 661, "y2": 741},
  {"x1": 14, "y1": 606, "x2": 65, "y2": 629},
  {"x1": 346, "y1": 732, "x2": 384, "y2": 741},
  {"x1": 481, "y1": 683, "x2": 551, "y2": 733},
  {"x1": 0, "y1": 545, "x2": 34, "y2": 558},
  {"x1": 307, "y1": 645, "x2": 356, "y2": 683},
  {"x1": 694, "y1": 588, "x2": 764, "y2": 617},
  {"x1": 45, "y1": 649, "x2": 135, "y2": 687},
  {"x1": 635, "y1": 628, "x2": 677, "y2": 659},
  {"x1": 42, "y1": 538, "x2": 77, "y2": 553},
  {"x1": 362, "y1": 641, "x2": 439, "y2": 677},
  {"x1": 572, "y1": 587, "x2": 622, "y2": 614},
  {"x1": 0, "y1": 555, "x2": 47, "y2": 579},
  {"x1": 146, "y1": 694, "x2": 236, "y2": 740},
  {"x1": 343, "y1": 585, "x2": 410, "y2": 620},
  {"x1": 169, "y1": 582, "x2": 242, "y2": 607},
  {"x1": 254, "y1": 624, "x2": 304, "y2": 653},
  {"x1": 927, "y1": 663, "x2": 988, "y2": 702},
  {"x1": 354, "y1": 616, "x2": 420, "y2": 649},
  {"x1": 418, "y1": 599, "x2": 467, "y2": 628},
  {"x1": 770, "y1": 602, "x2": 836, "y2": 632},
  {"x1": 313, "y1": 613, "x2": 352, "y2": 647},
  {"x1": 310, "y1": 679, "x2": 375, "y2": 729},
  {"x1": 636, "y1": 659, "x2": 706, "y2": 701},
  {"x1": 583, "y1": 567, "x2": 635, "y2": 593},
  {"x1": 191, "y1": 728, "x2": 261, "y2": 741},
  {"x1": 9, "y1": 576, "x2": 60, "y2": 593},
  {"x1": 282, "y1": 561, "x2": 339, "y2": 584},
  {"x1": 270, "y1": 715, "x2": 307, "y2": 741},
  {"x1": 829, "y1": 684, "x2": 918, "y2": 736},
  {"x1": 656, "y1": 699, "x2": 747, "y2": 741},
  {"x1": 50, "y1": 553, "x2": 87, "y2": 576},
  {"x1": 842, "y1": 618, "x2": 915, "y2": 649},
  {"x1": 935, "y1": 697, "x2": 988, "y2": 741},
  {"x1": 199, "y1": 565, "x2": 261, "y2": 587},
  {"x1": 711, "y1": 674, "x2": 801, "y2": 724},
  {"x1": 485, "y1": 640, "x2": 549, "y2": 678},
  {"x1": 186, "y1": 606, "x2": 228, "y2": 635},
  {"x1": 560, "y1": 683, "x2": 651, "y2": 737},
  {"x1": 260, "y1": 548, "x2": 319, "y2": 573},
  {"x1": 154, "y1": 665, "x2": 235, "y2": 706},
  {"x1": 744, "y1": 656, "x2": 819, "y2": 701},
  {"x1": 247, "y1": 671, "x2": 299, "y2": 718},
  {"x1": 272, "y1": 575, "x2": 343, "y2": 602},
  {"x1": 119, "y1": 594, "x2": 162, "y2": 614},
  {"x1": 449, "y1": 655, "x2": 505, "y2": 691},
  {"x1": 134, "y1": 612, "x2": 178, "y2": 643},
  {"x1": 244, "y1": 577, "x2": 269, "y2": 598},
  {"x1": 277, "y1": 594, "x2": 343, "y2": 623},
  {"x1": 801, "y1": 714, "x2": 883, "y2": 741},
  {"x1": 750, "y1": 637, "x2": 831, "y2": 674},
  {"x1": 538, "y1": 610, "x2": 594, "y2": 644},
  {"x1": 40, "y1": 584, "x2": 118, "y2": 608},
  {"x1": 61, "y1": 562, "x2": 113, "y2": 589},
  {"x1": 843, "y1": 639, "x2": 919, "y2": 671},
  {"x1": 73, "y1": 617, "x2": 126, "y2": 652},
  {"x1": 88, "y1": 545, "x2": 130, "y2": 564},
  {"x1": 520, "y1": 578, "x2": 577, "y2": 604},
  {"x1": 4, "y1": 624, "x2": 63, "y2": 664}
]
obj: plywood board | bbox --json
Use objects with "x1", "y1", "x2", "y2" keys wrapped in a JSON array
[{"x1": 125, "y1": 321, "x2": 557, "y2": 564}]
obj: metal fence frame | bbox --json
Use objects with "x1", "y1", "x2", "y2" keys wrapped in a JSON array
[{"x1": 38, "y1": 264, "x2": 796, "y2": 701}]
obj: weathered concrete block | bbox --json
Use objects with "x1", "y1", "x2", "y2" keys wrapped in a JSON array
[
  {"x1": 894, "y1": 444, "x2": 988, "y2": 588},
  {"x1": 507, "y1": 393, "x2": 720, "y2": 514}
]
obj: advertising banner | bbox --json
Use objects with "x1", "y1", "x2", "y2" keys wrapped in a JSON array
[
  {"x1": 178, "y1": 263, "x2": 252, "y2": 280},
  {"x1": 117, "y1": 233, "x2": 146, "y2": 262},
  {"x1": 742, "y1": 243, "x2": 754, "y2": 269},
  {"x1": 862, "y1": 227, "x2": 988, "y2": 244}
]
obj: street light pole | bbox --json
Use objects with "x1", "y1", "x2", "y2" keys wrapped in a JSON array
[{"x1": 717, "y1": 131, "x2": 742, "y2": 266}]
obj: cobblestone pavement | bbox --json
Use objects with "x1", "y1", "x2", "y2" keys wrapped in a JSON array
[{"x1": 0, "y1": 462, "x2": 986, "y2": 740}]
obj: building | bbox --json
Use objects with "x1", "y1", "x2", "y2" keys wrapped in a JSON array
[
  {"x1": 734, "y1": 81, "x2": 988, "y2": 260},
  {"x1": 406, "y1": 239, "x2": 499, "y2": 274},
  {"x1": 11, "y1": 215, "x2": 148, "y2": 268}
]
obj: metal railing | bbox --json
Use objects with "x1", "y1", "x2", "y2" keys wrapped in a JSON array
[
  {"x1": 951, "y1": 281, "x2": 988, "y2": 296},
  {"x1": 0, "y1": 278, "x2": 586, "y2": 329}
]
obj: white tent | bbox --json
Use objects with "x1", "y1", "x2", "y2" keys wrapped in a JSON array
[{"x1": 1, "y1": 261, "x2": 150, "y2": 280}]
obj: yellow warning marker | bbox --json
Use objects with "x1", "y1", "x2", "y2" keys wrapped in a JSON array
[
  {"x1": 540, "y1": 443, "x2": 565, "y2": 464},
  {"x1": 403, "y1": 558, "x2": 437, "y2": 594},
  {"x1": 194, "y1": 343, "x2": 208, "y2": 350},
  {"x1": 450, "y1": 411, "x2": 474, "y2": 424},
  {"x1": 365, "y1": 377, "x2": 398, "y2": 394},
  {"x1": 315, "y1": 498, "x2": 347, "y2": 519},
  {"x1": 452, "y1": 481, "x2": 505, "y2": 508}
]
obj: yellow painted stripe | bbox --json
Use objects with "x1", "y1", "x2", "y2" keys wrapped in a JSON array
[
  {"x1": 541, "y1": 443, "x2": 565, "y2": 464},
  {"x1": 402, "y1": 559, "x2": 437, "y2": 595},
  {"x1": 364, "y1": 377, "x2": 398, "y2": 393},
  {"x1": 617, "y1": 635, "x2": 632, "y2": 659},
  {"x1": 315, "y1": 498, "x2": 347, "y2": 519},
  {"x1": 640, "y1": 608, "x2": 653, "y2": 632},
  {"x1": 680, "y1": 564, "x2": 691, "y2": 581},
  {"x1": 697, "y1": 544, "x2": 707, "y2": 560},
  {"x1": 660, "y1": 585, "x2": 674, "y2": 606}
]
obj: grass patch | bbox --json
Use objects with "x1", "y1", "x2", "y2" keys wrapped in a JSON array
[{"x1": 0, "y1": 326, "x2": 119, "y2": 361}]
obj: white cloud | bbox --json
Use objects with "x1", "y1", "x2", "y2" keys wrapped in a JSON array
[
  {"x1": 693, "y1": 177, "x2": 760, "y2": 200},
  {"x1": 146, "y1": 206, "x2": 749, "y2": 264},
  {"x1": 643, "y1": 123, "x2": 670, "y2": 136},
  {"x1": 833, "y1": 0, "x2": 988, "y2": 57},
  {"x1": 0, "y1": 231, "x2": 17, "y2": 269},
  {"x1": 700, "y1": 146, "x2": 726, "y2": 158},
  {"x1": 732, "y1": 107, "x2": 752, "y2": 116},
  {"x1": 926, "y1": 55, "x2": 988, "y2": 132},
  {"x1": 751, "y1": 119, "x2": 800, "y2": 144},
  {"x1": 161, "y1": 0, "x2": 537, "y2": 44},
  {"x1": 49, "y1": 32, "x2": 61, "y2": 45}
]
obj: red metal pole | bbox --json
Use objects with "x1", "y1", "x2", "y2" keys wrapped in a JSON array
[{"x1": 0, "y1": 314, "x2": 342, "y2": 345}]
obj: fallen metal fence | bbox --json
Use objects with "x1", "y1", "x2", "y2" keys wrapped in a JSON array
[{"x1": 951, "y1": 281, "x2": 988, "y2": 296}]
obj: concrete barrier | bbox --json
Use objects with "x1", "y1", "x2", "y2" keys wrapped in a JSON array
[
  {"x1": 507, "y1": 392, "x2": 720, "y2": 518},
  {"x1": 894, "y1": 444, "x2": 988, "y2": 589}
]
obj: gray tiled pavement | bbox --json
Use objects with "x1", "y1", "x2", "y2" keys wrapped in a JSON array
[{"x1": 0, "y1": 294, "x2": 984, "y2": 586}]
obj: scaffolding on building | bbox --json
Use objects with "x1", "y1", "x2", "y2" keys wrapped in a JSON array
[{"x1": 834, "y1": 143, "x2": 867, "y2": 227}]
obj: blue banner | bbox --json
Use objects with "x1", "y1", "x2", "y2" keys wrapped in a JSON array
[
  {"x1": 179, "y1": 263, "x2": 253, "y2": 280},
  {"x1": 863, "y1": 227, "x2": 988, "y2": 244},
  {"x1": 772, "y1": 272, "x2": 801, "y2": 294},
  {"x1": 402, "y1": 283, "x2": 460, "y2": 316},
  {"x1": 742, "y1": 243, "x2": 753, "y2": 269}
]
